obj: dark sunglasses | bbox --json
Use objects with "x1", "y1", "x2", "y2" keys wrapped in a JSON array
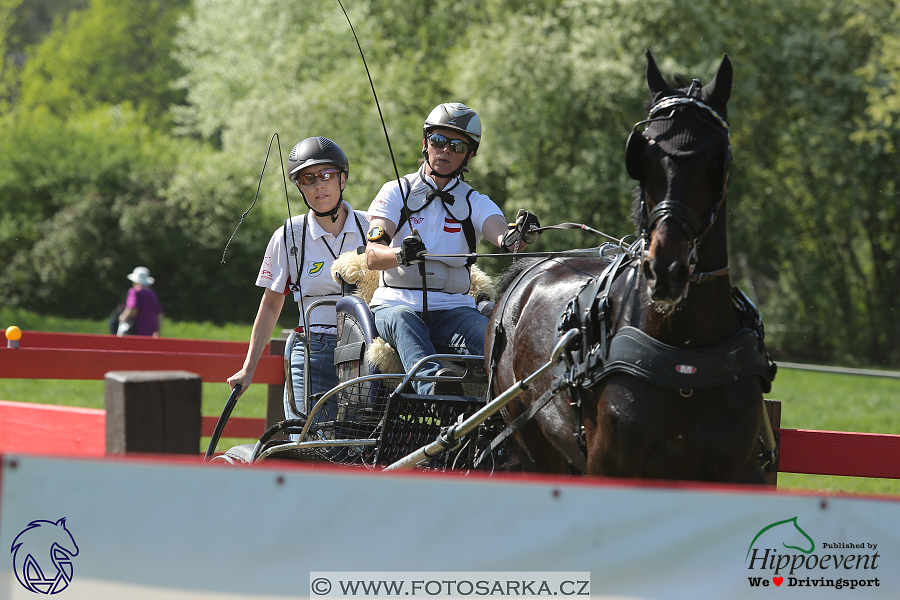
[
  {"x1": 427, "y1": 133, "x2": 470, "y2": 155},
  {"x1": 295, "y1": 168, "x2": 340, "y2": 186}
]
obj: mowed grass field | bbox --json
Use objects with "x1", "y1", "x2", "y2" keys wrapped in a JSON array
[{"x1": 2, "y1": 308, "x2": 899, "y2": 496}]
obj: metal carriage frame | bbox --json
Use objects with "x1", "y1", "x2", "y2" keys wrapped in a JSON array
[{"x1": 208, "y1": 294, "x2": 571, "y2": 472}]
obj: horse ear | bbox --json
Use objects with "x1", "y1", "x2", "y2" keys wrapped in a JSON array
[
  {"x1": 704, "y1": 54, "x2": 733, "y2": 111},
  {"x1": 645, "y1": 49, "x2": 669, "y2": 96},
  {"x1": 625, "y1": 129, "x2": 647, "y2": 181}
]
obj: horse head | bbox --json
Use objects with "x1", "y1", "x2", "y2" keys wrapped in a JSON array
[{"x1": 626, "y1": 49, "x2": 732, "y2": 307}]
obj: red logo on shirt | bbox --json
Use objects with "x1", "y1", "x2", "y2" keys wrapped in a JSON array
[
  {"x1": 259, "y1": 256, "x2": 274, "y2": 281},
  {"x1": 410, "y1": 216, "x2": 425, "y2": 225},
  {"x1": 444, "y1": 216, "x2": 461, "y2": 233}
]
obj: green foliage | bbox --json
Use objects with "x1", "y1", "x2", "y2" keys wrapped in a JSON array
[
  {"x1": 3, "y1": 0, "x2": 900, "y2": 363},
  {"x1": 2, "y1": 0, "x2": 87, "y2": 53},
  {"x1": 0, "y1": 105, "x2": 271, "y2": 323},
  {"x1": 13, "y1": 0, "x2": 190, "y2": 129}
]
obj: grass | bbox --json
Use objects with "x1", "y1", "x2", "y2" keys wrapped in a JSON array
[
  {"x1": 768, "y1": 368, "x2": 900, "y2": 497},
  {"x1": 3, "y1": 308, "x2": 898, "y2": 495}
]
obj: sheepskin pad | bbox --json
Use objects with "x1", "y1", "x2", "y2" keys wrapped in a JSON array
[{"x1": 330, "y1": 251, "x2": 495, "y2": 374}]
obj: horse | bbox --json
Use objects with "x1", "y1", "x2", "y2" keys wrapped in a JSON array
[{"x1": 485, "y1": 50, "x2": 776, "y2": 483}]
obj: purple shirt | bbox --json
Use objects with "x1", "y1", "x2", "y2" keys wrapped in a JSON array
[{"x1": 125, "y1": 286, "x2": 162, "y2": 336}]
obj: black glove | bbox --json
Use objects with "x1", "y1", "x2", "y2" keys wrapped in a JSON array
[
  {"x1": 502, "y1": 209, "x2": 541, "y2": 251},
  {"x1": 398, "y1": 233, "x2": 427, "y2": 266}
]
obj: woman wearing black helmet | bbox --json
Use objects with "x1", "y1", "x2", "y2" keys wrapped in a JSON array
[
  {"x1": 364, "y1": 103, "x2": 541, "y2": 395},
  {"x1": 228, "y1": 137, "x2": 368, "y2": 431}
]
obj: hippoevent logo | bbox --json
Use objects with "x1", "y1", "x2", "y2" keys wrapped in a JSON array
[
  {"x1": 10, "y1": 518, "x2": 80, "y2": 594},
  {"x1": 745, "y1": 516, "x2": 880, "y2": 590}
]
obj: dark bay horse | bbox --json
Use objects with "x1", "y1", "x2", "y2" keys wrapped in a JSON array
[{"x1": 486, "y1": 50, "x2": 776, "y2": 483}]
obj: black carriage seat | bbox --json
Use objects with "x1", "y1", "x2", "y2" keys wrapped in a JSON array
[
  {"x1": 334, "y1": 295, "x2": 381, "y2": 382},
  {"x1": 315, "y1": 295, "x2": 391, "y2": 447}
]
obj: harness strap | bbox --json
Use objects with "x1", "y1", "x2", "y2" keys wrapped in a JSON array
[
  {"x1": 691, "y1": 267, "x2": 729, "y2": 283},
  {"x1": 474, "y1": 376, "x2": 570, "y2": 469},
  {"x1": 486, "y1": 258, "x2": 553, "y2": 399}
]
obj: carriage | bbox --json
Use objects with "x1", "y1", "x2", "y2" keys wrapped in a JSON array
[
  {"x1": 206, "y1": 255, "x2": 584, "y2": 471},
  {"x1": 208, "y1": 50, "x2": 779, "y2": 483}
]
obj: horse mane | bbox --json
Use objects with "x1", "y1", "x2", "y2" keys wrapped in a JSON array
[
  {"x1": 630, "y1": 186, "x2": 643, "y2": 235},
  {"x1": 494, "y1": 257, "x2": 544, "y2": 299}
]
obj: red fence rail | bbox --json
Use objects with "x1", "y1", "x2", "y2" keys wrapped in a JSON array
[
  {"x1": 2, "y1": 331, "x2": 900, "y2": 480},
  {"x1": 1, "y1": 330, "x2": 283, "y2": 446},
  {"x1": 1, "y1": 332, "x2": 282, "y2": 383}
]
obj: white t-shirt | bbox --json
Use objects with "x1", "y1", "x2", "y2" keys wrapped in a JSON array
[
  {"x1": 256, "y1": 202, "x2": 369, "y2": 329},
  {"x1": 368, "y1": 168, "x2": 504, "y2": 311}
]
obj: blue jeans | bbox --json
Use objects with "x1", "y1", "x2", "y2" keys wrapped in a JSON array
[
  {"x1": 371, "y1": 304, "x2": 488, "y2": 395},
  {"x1": 283, "y1": 332, "x2": 339, "y2": 441}
]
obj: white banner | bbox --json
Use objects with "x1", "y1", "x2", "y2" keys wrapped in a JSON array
[
  {"x1": 1, "y1": 454, "x2": 898, "y2": 599},
  {"x1": 309, "y1": 572, "x2": 590, "y2": 598}
]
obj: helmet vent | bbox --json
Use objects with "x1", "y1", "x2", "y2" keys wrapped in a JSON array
[{"x1": 317, "y1": 137, "x2": 334, "y2": 151}]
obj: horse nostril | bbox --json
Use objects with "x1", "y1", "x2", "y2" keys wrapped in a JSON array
[
  {"x1": 641, "y1": 258, "x2": 656, "y2": 283},
  {"x1": 670, "y1": 261, "x2": 690, "y2": 287}
]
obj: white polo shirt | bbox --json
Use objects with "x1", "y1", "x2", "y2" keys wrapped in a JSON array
[
  {"x1": 368, "y1": 168, "x2": 504, "y2": 311},
  {"x1": 256, "y1": 202, "x2": 369, "y2": 329}
]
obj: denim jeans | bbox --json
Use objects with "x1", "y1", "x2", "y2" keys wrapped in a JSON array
[
  {"x1": 283, "y1": 332, "x2": 339, "y2": 441},
  {"x1": 371, "y1": 304, "x2": 488, "y2": 395}
]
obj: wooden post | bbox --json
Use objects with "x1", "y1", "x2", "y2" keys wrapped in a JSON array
[
  {"x1": 105, "y1": 371, "x2": 202, "y2": 455},
  {"x1": 765, "y1": 398, "x2": 782, "y2": 487}
]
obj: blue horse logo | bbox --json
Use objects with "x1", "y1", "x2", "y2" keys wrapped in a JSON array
[
  {"x1": 11, "y1": 518, "x2": 79, "y2": 594},
  {"x1": 746, "y1": 516, "x2": 815, "y2": 560}
]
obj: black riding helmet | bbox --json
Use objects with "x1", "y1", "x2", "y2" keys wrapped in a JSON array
[
  {"x1": 287, "y1": 136, "x2": 349, "y2": 222},
  {"x1": 422, "y1": 103, "x2": 481, "y2": 179}
]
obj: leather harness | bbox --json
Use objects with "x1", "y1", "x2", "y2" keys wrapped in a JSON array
[{"x1": 482, "y1": 248, "x2": 778, "y2": 472}]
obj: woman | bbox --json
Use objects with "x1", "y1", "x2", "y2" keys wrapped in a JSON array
[
  {"x1": 118, "y1": 266, "x2": 163, "y2": 337},
  {"x1": 227, "y1": 137, "x2": 368, "y2": 433}
]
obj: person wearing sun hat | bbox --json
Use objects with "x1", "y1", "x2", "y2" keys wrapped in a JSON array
[{"x1": 118, "y1": 266, "x2": 163, "y2": 337}]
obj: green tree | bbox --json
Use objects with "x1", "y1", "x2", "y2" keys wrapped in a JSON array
[
  {"x1": 14, "y1": 0, "x2": 190, "y2": 129},
  {"x1": 0, "y1": 105, "x2": 269, "y2": 323}
]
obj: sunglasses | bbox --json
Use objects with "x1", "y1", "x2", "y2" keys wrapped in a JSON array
[
  {"x1": 295, "y1": 168, "x2": 340, "y2": 187},
  {"x1": 427, "y1": 133, "x2": 470, "y2": 155}
]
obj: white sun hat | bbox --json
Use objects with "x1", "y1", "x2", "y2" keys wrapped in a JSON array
[{"x1": 127, "y1": 266, "x2": 155, "y2": 286}]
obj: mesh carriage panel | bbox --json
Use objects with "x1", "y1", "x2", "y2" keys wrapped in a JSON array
[
  {"x1": 284, "y1": 296, "x2": 389, "y2": 464},
  {"x1": 376, "y1": 394, "x2": 509, "y2": 470}
]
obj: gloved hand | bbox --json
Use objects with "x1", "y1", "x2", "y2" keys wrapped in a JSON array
[
  {"x1": 502, "y1": 209, "x2": 541, "y2": 251},
  {"x1": 398, "y1": 232, "x2": 427, "y2": 266}
]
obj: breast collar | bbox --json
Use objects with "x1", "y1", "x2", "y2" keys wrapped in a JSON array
[{"x1": 556, "y1": 256, "x2": 776, "y2": 394}]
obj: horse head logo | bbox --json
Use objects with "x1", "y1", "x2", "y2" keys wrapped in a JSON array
[
  {"x1": 10, "y1": 518, "x2": 79, "y2": 595},
  {"x1": 746, "y1": 516, "x2": 815, "y2": 560}
]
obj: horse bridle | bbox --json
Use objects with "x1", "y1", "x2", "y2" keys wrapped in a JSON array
[{"x1": 628, "y1": 90, "x2": 732, "y2": 282}]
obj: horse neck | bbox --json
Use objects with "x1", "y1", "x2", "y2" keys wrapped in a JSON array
[{"x1": 640, "y1": 210, "x2": 739, "y2": 347}]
